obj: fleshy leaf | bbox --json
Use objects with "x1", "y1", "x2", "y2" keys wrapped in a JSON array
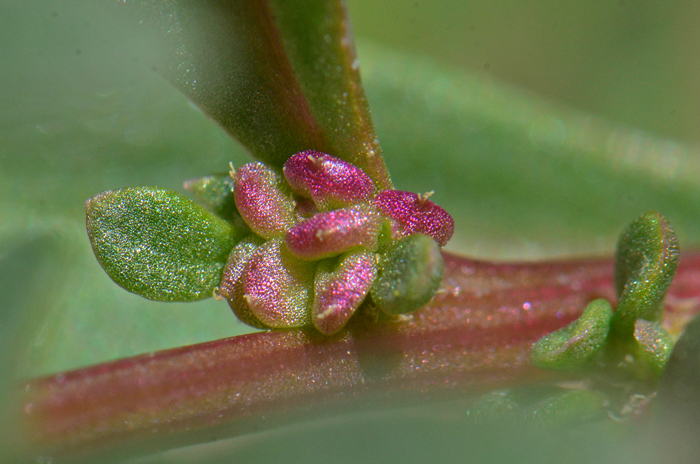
[
  {"x1": 312, "y1": 250, "x2": 376, "y2": 335},
  {"x1": 374, "y1": 190, "x2": 454, "y2": 247},
  {"x1": 285, "y1": 205, "x2": 382, "y2": 260},
  {"x1": 242, "y1": 238, "x2": 315, "y2": 328},
  {"x1": 611, "y1": 211, "x2": 680, "y2": 337},
  {"x1": 530, "y1": 298, "x2": 613, "y2": 370},
  {"x1": 120, "y1": 0, "x2": 391, "y2": 188},
  {"x1": 219, "y1": 235, "x2": 267, "y2": 329},
  {"x1": 183, "y1": 173, "x2": 235, "y2": 217},
  {"x1": 283, "y1": 150, "x2": 376, "y2": 211},
  {"x1": 183, "y1": 173, "x2": 251, "y2": 234},
  {"x1": 371, "y1": 234, "x2": 444, "y2": 315},
  {"x1": 85, "y1": 187, "x2": 244, "y2": 301},
  {"x1": 633, "y1": 319, "x2": 674, "y2": 376},
  {"x1": 233, "y1": 162, "x2": 296, "y2": 239}
]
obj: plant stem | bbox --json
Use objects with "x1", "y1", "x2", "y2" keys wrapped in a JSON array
[{"x1": 21, "y1": 251, "x2": 700, "y2": 462}]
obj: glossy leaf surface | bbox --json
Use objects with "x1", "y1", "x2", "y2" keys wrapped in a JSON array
[{"x1": 5, "y1": 2, "x2": 700, "y2": 462}]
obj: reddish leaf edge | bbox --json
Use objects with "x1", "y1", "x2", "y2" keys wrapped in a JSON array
[{"x1": 19, "y1": 250, "x2": 700, "y2": 463}]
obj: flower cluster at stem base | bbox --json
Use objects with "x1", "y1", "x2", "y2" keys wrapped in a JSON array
[{"x1": 217, "y1": 150, "x2": 454, "y2": 335}]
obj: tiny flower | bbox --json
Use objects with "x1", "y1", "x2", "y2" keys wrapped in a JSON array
[
  {"x1": 374, "y1": 189, "x2": 454, "y2": 246},
  {"x1": 233, "y1": 162, "x2": 296, "y2": 239},
  {"x1": 283, "y1": 150, "x2": 375, "y2": 210},
  {"x1": 285, "y1": 205, "x2": 382, "y2": 260},
  {"x1": 241, "y1": 238, "x2": 315, "y2": 328},
  {"x1": 218, "y1": 151, "x2": 454, "y2": 335},
  {"x1": 313, "y1": 250, "x2": 377, "y2": 335},
  {"x1": 218, "y1": 235, "x2": 267, "y2": 329}
]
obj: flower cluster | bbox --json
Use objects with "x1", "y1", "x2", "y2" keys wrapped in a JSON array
[{"x1": 217, "y1": 150, "x2": 454, "y2": 335}]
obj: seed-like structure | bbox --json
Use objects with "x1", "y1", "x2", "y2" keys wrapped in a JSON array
[{"x1": 218, "y1": 236, "x2": 267, "y2": 329}]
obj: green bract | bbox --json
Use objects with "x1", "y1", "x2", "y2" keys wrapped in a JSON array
[
  {"x1": 612, "y1": 211, "x2": 680, "y2": 337},
  {"x1": 633, "y1": 319, "x2": 674, "y2": 376},
  {"x1": 85, "y1": 187, "x2": 245, "y2": 302},
  {"x1": 530, "y1": 298, "x2": 612, "y2": 370},
  {"x1": 371, "y1": 234, "x2": 444, "y2": 315},
  {"x1": 530, "y1": 211, "x2": 680, "y2": 376},
  {"x1": 183, "y1": 173, "x2": 238, "y2": 219}
]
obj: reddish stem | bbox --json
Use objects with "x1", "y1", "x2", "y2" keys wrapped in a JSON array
[{"x1": 21, "y1": 251, "x2": 700, "y2": 462}]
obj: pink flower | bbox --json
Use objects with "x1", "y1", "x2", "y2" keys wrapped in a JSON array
[{"x1": 219, "y1": 151, "x2": 453, "y2": 335}]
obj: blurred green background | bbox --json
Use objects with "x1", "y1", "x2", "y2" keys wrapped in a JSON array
[
  {"x1": 1, "y1": 1, "x2": 700, "y2": 460},
  {"x1": 350, "y1": 0, "x2": 700, "y2": 144}
]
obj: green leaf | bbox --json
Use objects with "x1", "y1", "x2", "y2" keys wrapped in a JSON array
[
  {"x1": 611, "y1": 211, "x2": 680, "y2": 337},
  {"x1": 530, "y1": 298, "x2": 613, "y2": 370},
  {"x1": 183, "y1": 173, "x2": 234, "y2": 217},
  {"x1": 122, "y1": 0, "x2": 391, "y2": 188},
  {"x1": 183, "y1": 173, "x2": 251, "y2": 232},
  {"x1": 633, "y1": 319, "x2": 674, "y2": 376},
  {"x1": 371, "y1": 234, "x2": 443, "y2": 315},
  {"x1": 86, "y1": 187, "x2": 246, "y2": 301}
]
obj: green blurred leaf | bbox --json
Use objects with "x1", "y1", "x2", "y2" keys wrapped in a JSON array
[
  {"x1": 183, "y1": 173, "x2": 251, "y2": 232},
  {"x1": 86, "y1": 187, "x2": 246, "y2": 301},
  {"x1": 122, "y1": 0, "x2": 391, "y2": 188},
  {"x1": 183, "y1": 173, "x2": 235, "y2": 217},
  {"x1": 528, "y1": 390, "x2": 607, "y2": 429},
  {"x1": 360, "y1": 43, "x2": 700, "y2": 259}
]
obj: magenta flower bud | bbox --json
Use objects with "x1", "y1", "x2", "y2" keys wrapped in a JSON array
[
  {"x1": 218, "y1": 235, "x2": 267, "y2": 329},
  {"x1": 283, "y1": 150, "x2": 375, "y2": 211},
  {"x1": 285, "y1": 205, "x2": 382, "y2": 260},
  {"x1": 234, "y1": 163, "x2": 296, "y2": 239},
  {"x1": 242, "y1": 239, "x2": 315, "y2": 328},
  {"x1": 313, "y1": 250, "x2": 377, "y2": 335},
  {"x1": 374, "y1": 190, "x2": 454, "y2": 247}
]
